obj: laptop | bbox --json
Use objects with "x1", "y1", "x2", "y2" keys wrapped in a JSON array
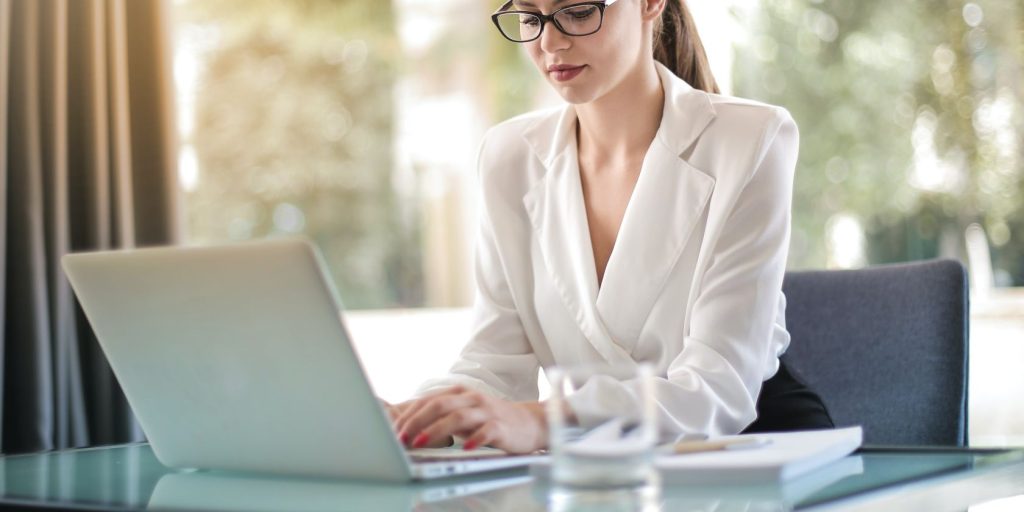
[{"x1": 61, "y1": 238, "x2": 545, "y2": 481}]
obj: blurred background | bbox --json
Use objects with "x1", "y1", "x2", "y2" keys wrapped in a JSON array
[{"x1": 170, "y1": 0, "x2": 1024, "y2": 445}]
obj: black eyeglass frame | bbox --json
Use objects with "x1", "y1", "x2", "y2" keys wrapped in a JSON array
[{"x1": 490, "y1": 0, "x2": 619, "y2": 43}]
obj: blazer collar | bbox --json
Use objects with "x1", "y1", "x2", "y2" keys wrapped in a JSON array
[{"x1": 521, "y1": 62, "x2": 717, "y2": 364}]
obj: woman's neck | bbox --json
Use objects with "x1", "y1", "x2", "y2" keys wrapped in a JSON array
[{"x1": 575, "y1": 60, "x2": 664, "y2": 173}]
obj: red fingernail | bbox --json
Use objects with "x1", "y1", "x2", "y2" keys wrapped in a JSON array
[
  {"x1": 463, "y1": 440, "x2": 478, "y2": 450},
  {"x1": 398, "y1": 432, "x2": 408, "y2": 444},
  {"x1": 412, "y1": 433, "x2": 429, "y2": 448}
]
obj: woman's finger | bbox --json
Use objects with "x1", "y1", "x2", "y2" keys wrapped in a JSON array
[
  {"x1": 411, "y1": 407, "x2": 489, "y2": 449},
  {"x1": 462, "y1": 420, "x2": 501, "y2": 451},
  {"x1": 393, "y1": 386, "x2": 464, "y2": 436},
  {"x1": 396, "y1": 390, "x2": 478, "y2": 444},
  {"x1": 380, "y1": 399, "x2": 404, "y2": 423}
]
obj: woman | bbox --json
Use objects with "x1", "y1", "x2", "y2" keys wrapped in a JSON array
[{"x1": 391, "y1": 0, "x2": 833, "y2": 454}]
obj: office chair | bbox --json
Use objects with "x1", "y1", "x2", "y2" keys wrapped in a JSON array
[{"x1": 780, "y1": 259, "x2": 970, "y2": 446}]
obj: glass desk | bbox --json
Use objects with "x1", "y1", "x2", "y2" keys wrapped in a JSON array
[{"x1": 1, "y1": 444, "x2": 1023, "y2": 511}]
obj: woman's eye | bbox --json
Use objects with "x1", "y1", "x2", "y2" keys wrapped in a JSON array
[
  {"x1": 521, "y1": 17, "x2": 540, "y2": 26},
  {"x1": 568, "y1": 7, "x2": 595, "y2": 19}
]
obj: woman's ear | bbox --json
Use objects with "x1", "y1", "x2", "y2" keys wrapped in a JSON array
[{"x1": 640, "y1": 0, "x2": 668, "y2": 22}]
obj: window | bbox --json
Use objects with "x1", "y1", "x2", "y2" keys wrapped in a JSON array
[
  {"x1": 730, "y1": 0, "x2": 1024, "y2": 445},
  {"x1": 172, "y1": 0, "x2": 546, "y2": 401}
]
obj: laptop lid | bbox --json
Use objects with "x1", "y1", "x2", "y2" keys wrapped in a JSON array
[{"x1": 62, "y1": 239, "x2": 414, "y2": 481}]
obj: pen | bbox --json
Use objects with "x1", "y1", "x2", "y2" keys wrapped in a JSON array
[{"x1": 671, "y1": 437, "x2": 771, "y2": 454}]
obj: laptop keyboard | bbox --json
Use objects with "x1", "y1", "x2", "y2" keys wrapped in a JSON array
[{"x1": 408, "y1": 448, "x2": 536, "y2": 463}]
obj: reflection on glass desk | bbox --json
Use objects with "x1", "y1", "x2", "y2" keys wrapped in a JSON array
[{"x1": 1, "y1": 443, "x2": 1023, "y2": 511}]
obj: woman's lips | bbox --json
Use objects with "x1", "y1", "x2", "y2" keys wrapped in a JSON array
[{"x1": 548, "y1": 65, "x2": 586, "y2": 82}]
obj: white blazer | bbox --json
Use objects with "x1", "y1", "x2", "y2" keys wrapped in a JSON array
[{"x1": 418, "y1": 62, "x2": 799, "y2": 437}]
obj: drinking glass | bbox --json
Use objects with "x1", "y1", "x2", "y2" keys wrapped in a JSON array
[{"x1": 545, "y1": 363, "x2": 658, "y2": 489}]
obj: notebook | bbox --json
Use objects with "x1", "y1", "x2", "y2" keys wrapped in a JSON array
[
  {"x1": 659, "y1": 454, "x2": 864, "y2": 510},
  {"x1": 655, "y1": 426, "x2": 864, "y2": 485}
]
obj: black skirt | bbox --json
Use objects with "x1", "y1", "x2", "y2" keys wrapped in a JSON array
[{"x1": 741, "y1": 359, "x2": 835, "y2": 434}]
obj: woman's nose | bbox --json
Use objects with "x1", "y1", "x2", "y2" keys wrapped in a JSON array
[{"x1": 539, "y1": 22, "x2": 571, "y2": 53}]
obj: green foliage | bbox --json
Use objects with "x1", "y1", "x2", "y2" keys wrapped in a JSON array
[
  {"x1": 178, "y1": 0, "x2": 423, "y2": 308},
  {"x1": 408, "y1": 0, "x2": 539, "y2": 123},
  {"x1": 732, "y1": 0, "x2": 1024, "y2": 281}
]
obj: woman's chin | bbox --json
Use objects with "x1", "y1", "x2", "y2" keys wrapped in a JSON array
[{"x1": 551, "y1": 84, "x2": 597, "y2": 105}]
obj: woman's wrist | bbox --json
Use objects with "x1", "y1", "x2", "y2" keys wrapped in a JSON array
[{"x1": 521, "y1": 401, "x2": 550, "y2": 451}]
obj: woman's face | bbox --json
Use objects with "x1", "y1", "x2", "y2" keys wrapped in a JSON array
[{"x1": 518, "y1": 0, "x2": 651, "y2": 105}]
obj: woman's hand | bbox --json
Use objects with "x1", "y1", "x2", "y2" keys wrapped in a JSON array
[
  {"x1": 393, "y1": 386, "x2": 547, "y2": 454},
  {"x1": 381, "y1": 399, "x2": 410, "y2": 423}
]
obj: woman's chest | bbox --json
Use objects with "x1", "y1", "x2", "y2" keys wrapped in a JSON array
[
  {"x1": 510, "y1": 132, "x2": 721, "y2": 368},
  {"x1": 523, "y1": 206, "x2": 706, "y2": 368},
  {"x1": 579, "y1": 169, "x2": 642, "y2": 286}
]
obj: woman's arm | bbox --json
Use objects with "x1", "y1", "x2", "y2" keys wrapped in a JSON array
[
  {"x1": 393, "y1": 131, "x2": 544, "y2": 452},
  {"x1": 413, "y1": 131, "x2": 541, "y2": 402},
  {"x1": 391, "y1": 217, "x2": 547, "y2": 451}
]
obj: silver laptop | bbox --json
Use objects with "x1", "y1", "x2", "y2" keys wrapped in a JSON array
[{"x1": 61, "y1": 238, "x2": 545, "y2": 481}]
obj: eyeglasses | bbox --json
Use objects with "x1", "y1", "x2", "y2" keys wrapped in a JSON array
[{"x1": 491, "y1": 0, "x2": 619, "y2": 43}]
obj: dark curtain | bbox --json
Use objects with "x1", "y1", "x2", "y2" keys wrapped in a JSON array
[{"x1": 1, "y1": 0, "x2": 181, "y2": 454}]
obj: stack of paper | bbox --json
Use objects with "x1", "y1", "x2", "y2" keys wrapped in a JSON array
[{"x1": 656, "y1": 426, "x2": 863, "y2": 485}]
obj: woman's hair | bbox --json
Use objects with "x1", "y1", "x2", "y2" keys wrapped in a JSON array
[{"x1": 653, "y1": 0, "x2": 720, "y2": 94}]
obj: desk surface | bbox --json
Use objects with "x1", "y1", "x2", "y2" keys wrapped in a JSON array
[{"x1": 0, "y1": 444, "x2": 1022, "y2": 511}]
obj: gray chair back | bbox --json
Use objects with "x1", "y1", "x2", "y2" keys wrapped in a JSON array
[{"x1": 781, "y1": 259, "x2": 969, "y2": 446}]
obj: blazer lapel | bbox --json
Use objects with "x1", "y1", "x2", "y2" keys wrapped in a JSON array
[
  {"x1": 595, "y1": 63, "x2": 718, "y2": 352},
  {"x1": 523, "y1": 108, "x2": 633, "y2": 364},
  {"x1": 594, "y1": 144, "x2": 715, "y2": 352}
]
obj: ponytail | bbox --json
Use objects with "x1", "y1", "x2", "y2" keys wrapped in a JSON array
[{"x1": 654, "y1": 0, "x2": 720, "y2": 94}]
